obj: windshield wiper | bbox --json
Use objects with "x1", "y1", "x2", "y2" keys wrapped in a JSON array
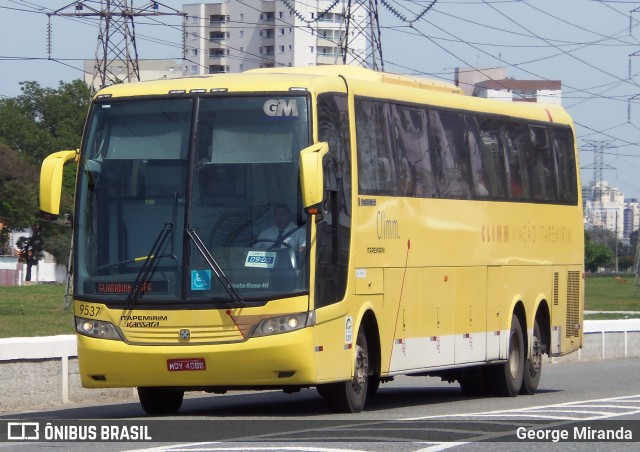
[
  {"x1": 186, "y1": 228, "x2": 245, "y2": 307},
  {"x1": 127, "y1": 222, "x2": 173, "y2": 306}
]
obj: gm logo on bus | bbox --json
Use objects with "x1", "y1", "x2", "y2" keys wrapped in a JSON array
[{"x1": 263, "y1": 99, "x2": 298, "y2": 118}]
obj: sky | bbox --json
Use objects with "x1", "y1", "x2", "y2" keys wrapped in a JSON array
[{"x1": 2, "y1": 0, "x2": 640, "y2": 198}]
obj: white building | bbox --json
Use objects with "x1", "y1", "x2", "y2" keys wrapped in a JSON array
[
  {"x1": 84, "y1": 59, "x2": 189, "y2": 91},
  {"x1": 84, "y1": 1, "x2": 368, "y2": 85},
  {"x1": 182, "y1": 0, "x2": 367, "y2": 74},
  {"x1": 0, "y1": 228, "x2": 66, "y2": 285},
  {"x1": 472, "y1": 79, "x2": 562, "y2": 105},
  {"x1": 454, "y1": 67, "x2": 507, "y2": 96},
  {"x1": 583, "y1": 181, "x2": 625, "y2": 240}
]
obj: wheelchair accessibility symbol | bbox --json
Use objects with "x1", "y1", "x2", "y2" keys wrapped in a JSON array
[{"x1": 191, "y1": 270, "x2": 211, "y2": 291}]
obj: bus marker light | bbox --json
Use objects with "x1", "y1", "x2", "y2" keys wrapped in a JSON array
[{"x1": 314, "y1": 346, "x2": 323, "y2": 352}]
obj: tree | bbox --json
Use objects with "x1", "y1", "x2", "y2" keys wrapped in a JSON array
[
  {"x1": 0, "y1": 80, "x2": 90, "y2": 163},
  {"x1": 585, "y1": 232, "x2": 614, "y2": 273},
  {"x1": 0, "y1": 79, "x2": 88, "y2": 263},
  {"x1": 0, "y1": 144, "x2": 39, "y2": 252},
  {"x1": 16, "y1": 225, "x2": 44, "y2": 281},
  {"x1": 618, "y1": 255, "x2": 635, "y2": 272}
]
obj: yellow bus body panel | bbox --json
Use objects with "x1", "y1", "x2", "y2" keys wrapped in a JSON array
[{"x1": 68, "y1": 65, "x2": 583, "y2": 392}]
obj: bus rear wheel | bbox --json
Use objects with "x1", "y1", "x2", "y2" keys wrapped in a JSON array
[
  {"x1": 521, "y1": 319, "x2": 543, "y2": 395},
  {"x1": 490, "y1": 314, "x2": 524, "y2": 397},
  {"x1": 137, "y1": 387, "x2": 184, "y2": 415},
  {"x1": 318, "y1": 330, "x2": 369, "y2": 413}
]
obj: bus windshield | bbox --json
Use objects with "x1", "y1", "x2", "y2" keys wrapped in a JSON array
[{"x1": 75, "y1": 95, "x2": 310, "y2": 304}]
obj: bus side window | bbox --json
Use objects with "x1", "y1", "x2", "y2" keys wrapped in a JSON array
[
  {"x1": 429, "y1": 110, "x2": 472, "y2": 199},
  {"x1": 503, "y1": 123, "x2": 531, "y2": 200},
  {"x1": 355, "y1": 100, "x2": 381, "y2": 195},
  {"x1": 475, "y1": 117, "x2": 509, "y2": 199},
  {"x1": 316, "y1": 94, "x2": 352, "y2": 308},
  {"x1": 526, "y1": 125, "x2": 556, "y2": 202},
  {"x1": 392, "y1": 106, "x2": 434, "y2": 197},
  {"x1": 465, "y1": 115, "x2": 489, "y2": 198},
  {"x1": 552, "y1": 126, "x2": 578, "y2": 204}
]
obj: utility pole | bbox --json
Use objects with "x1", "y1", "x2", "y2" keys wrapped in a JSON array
[{"x1": 48, "y1": 1, "x2": 185, "y2": 90}]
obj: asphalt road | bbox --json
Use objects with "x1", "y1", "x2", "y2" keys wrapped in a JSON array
[{"x1": 1, "y1": 358, "x2": 640, "y2": 451}]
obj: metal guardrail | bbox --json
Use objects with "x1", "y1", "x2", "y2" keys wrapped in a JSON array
[{"x1": 0, "y1": 320, "x2": 639, "y2": 411}]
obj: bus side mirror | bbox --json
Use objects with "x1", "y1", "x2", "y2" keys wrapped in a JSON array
[
  {"x1": 299, "y1": 142, "x2": 328, "y2": 213},
  {"x1": 39, "y1": 149, "x2": 78, "y2": 220}
]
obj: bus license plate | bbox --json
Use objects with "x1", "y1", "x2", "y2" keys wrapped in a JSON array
[{"x1": 167, "y1": 358, "x2": 206, "y2": 371}]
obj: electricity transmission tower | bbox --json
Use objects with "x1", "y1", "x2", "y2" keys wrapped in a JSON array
[
  {"x1": 581, "y1": 140, "x2": 616, "y2": 230},
  {"x1": 48, "y1": 1, "x2": 185, "y2": 90},
  {"x1": 341, "y1": 0, "x2": 384, "y2": 70}
]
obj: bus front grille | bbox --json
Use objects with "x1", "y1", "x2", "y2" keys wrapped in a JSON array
[{"x1": 121, "y1": 326, "x2": 245, "y2": 344}]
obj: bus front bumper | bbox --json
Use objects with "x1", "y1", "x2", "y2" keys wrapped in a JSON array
[{"x1": 77, "y1": 327, "x2": 317, "y2": 389}]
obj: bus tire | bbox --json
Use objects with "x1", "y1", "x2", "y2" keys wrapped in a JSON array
[
  {"x1": 318, "y1": 330, "x2": 369, "y2": 413},
  {"x1": 137, "y1": 387, "x2": 184, "y2": 415},
  {"x1": 367, "y1": 373, "x2": 381, "y2": 397},
  {"x1": 491, "y1": 314, "x2": 524, "y2": 397},
  {"x1": 520, "y1": 319, "x2": 543, "y2": 395},
  {"x1": 459, "y1": 367, "x2": 490, "y2": 397}
]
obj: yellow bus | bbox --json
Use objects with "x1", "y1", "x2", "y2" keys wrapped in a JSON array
[{"x1": 40, "y1": 65, "x2": 583, "y2": 414}]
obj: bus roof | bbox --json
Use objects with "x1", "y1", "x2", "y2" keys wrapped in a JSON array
[
  {"x1": 94, "y1": 65, "x2": 462, "y2": 98},
  {"x1": 246, "y1": 65, "x2": 464, "y2": 95},
  {"x1": 93, "y1": 65, "x2": 572, "y2": 126}
]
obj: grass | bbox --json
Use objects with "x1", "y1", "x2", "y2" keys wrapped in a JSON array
[
  {"x1": 583, "y1": 274, "x2": 640, "y2": 320},
  {"x1": 1, "y1": 275, "x2": 639, "y2": 338},
  {"x1": 0, "y1": 284, "x2": 73, "y2": 338}
]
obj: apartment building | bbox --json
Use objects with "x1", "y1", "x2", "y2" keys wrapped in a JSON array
[
  {"x1": 583, "y1": 181, "x2": 625, "y2": 240},
  {"x1": 624, "y1": 199, "x2": 640, "y2": 244},
  {"x1": 473, "y1": 79, "x2": 562, "y2": 104},
  {"x1": 182, "y1": 0, "x2": 367, "y2": 74}
]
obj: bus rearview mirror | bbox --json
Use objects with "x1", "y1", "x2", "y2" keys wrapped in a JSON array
[
  {"x1": 299, "y1": 142, "x2": 328, "y2": 211},
  {"x1": 39, "y1": 149, "x2": 78, "y2": 220}
]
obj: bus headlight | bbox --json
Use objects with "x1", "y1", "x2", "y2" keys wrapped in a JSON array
[
  {"x1": 252, "y1": 311, "x2": 315, "y2": 337},
  {"x1": 75, "y1": 317, "x2": 122, "y2": 340}
]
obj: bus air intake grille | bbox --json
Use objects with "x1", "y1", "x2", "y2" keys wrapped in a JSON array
[
  {"x1": 121, "y1": 326, "x2": 244, "y2": 344},
  {"x1": 553, "y1": 272, "x2": 559, "y2": 306},
  {"x1": 565, "y1": 271, "x2": 581, "y2": 338}
]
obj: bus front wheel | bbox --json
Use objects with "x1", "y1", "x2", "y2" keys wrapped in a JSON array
[
  {"x1": 318, "y1": 330, "x2": 369, "y2": 413},
  {"x1": 491, "y1": 314, "x2": 524, "y2": 397},
  {"x1": 137, "y1": 387, "x2": 184, "y2": 415}
]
